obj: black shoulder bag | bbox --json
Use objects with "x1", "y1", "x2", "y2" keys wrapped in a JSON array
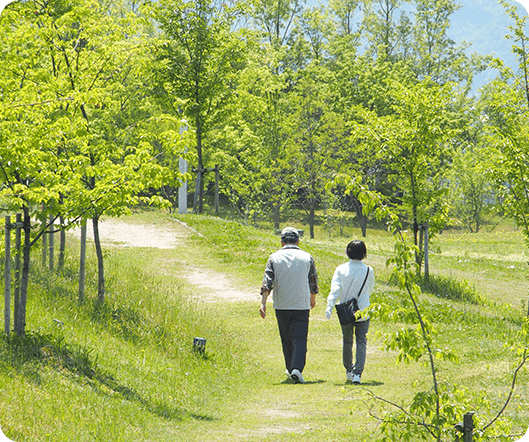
[{"x1": 335, "y1": 268, "x2": 370, "y2": 326}]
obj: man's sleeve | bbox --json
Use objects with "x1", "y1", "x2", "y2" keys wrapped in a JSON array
[
  {"x1": 308, "y1": 257, "x2": 319, "y2": 295},
  {"x1": 261, "y1": 258, "x2": 275, "y2": 294}
]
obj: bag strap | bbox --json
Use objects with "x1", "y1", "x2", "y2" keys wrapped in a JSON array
[
  {"x1": 345, "y1": 267, "x2": 370, "y2": 301},
  {"x1": 356, "y1": 268, "x2": 370, "y2": 298}
]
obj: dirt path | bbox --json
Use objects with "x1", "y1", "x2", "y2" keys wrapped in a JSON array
[{"x1": 72, "y1": 217, "x2": 256, "y2": 302}]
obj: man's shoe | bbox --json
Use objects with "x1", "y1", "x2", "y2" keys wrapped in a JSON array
[
  {"x1": 291, "y1": 369, "x2": 305, "y2": 384},
  {"x1": 352, "y1": 374, "x2": 361, "y2": 384},
  {"x1": 346, "y1": 371, "x2": 354, "y2": 381},
  {"x1": 285, "y1": 369, "x2": 292, "y2": 379}
]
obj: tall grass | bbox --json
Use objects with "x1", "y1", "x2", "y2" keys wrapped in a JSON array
[
  {"x1": 419, "y1": 274, "x2": 485, "y2": 304},
  {"x1": 0, "y1": 232, "x2": 254, "y2": 441}
]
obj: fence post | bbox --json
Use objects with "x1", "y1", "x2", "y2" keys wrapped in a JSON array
[
  {"x1": 456, "y1": 412, "x2": 475, "y2": 442},
  {"x1": 4, "y1": 216, "x2": 11, "y2": 335},
  {"x1": 463, "y1": 412, "x2": 475, "y2": 442}
]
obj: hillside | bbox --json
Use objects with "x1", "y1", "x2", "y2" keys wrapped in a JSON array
[{"x1": 1, "y1": 210, "x2": 527, "y2": 441}]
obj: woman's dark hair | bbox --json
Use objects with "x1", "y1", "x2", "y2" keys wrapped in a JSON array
[{"x1": 346, "y1": 240, "x2": 367, "y2": 260}]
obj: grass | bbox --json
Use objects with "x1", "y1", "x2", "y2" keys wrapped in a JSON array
[{"x1": 0, "y1": 209, "x2": 528, "y2": 441}]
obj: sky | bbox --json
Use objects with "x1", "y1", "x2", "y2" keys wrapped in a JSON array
[
  {"x1": 449, "y1": 0, "x2": 529, "y2": 88},
  {"x1": 304, "y1": 0, "x2": 529, "y2": 89}
]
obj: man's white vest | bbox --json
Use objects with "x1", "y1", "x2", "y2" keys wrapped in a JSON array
[{"x1": 270, "y1": 247, "x2": 312, "y2": 310}]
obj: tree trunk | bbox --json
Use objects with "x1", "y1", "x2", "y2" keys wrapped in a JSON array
[
  {"x1": 4, "y1": 216, "x2": 11, "y2": 335},
  {"x1": 359, "y1": 216, "x2": 367, "y2": 238},
  {"x1": 16, "y1": 208, "x2": 31, "y2": 336},
  {"x1": 351, "y1": 197, "x2": 367, "y2": 237},
  {"x1": 42, "y1": 222, "x2": 47, "y2": 268},
  {"x1": 273, "y1": 202, "x2": 280, "y2": 230},
  {"x1": 92, "y1": 216, "x2": 105, "y2": 304},
  {"x1": 196, "y1": 118, "x2": 204, "y2": 214},
  {"x1": 13, "y1": 214, "x2": 21, "y2": 333},
  {"x1": 58, "y1": 216, "x2": 66, "y2": 271},
  {"x1": 424, "y1": 224, "x2": 430, "y2": 282},
  {"x1": 193, "y1": 169, "x2": 202, "y2": 214},
  {"x1": 214, "y1": 164, "x2": 219, "y2": 216},
  {"x1": 309, "y1": 203, "x2": 315, "y2": 239},
  {"x1": 48, "y1": 215, "x2": 54, "y2": 271},
  {"x1": 79, "y1": 222, "x2": 87, "y2": 304}
]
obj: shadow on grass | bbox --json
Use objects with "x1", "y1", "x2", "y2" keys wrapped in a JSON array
[
  {"x1": 277, "y1": 378, "x2": 330, "y2": 386},
  {"x1": 0, "y1": 331, "x2": 215, "y2": 423},
  {"x1": 359, "y1": 380, "x2": 384, "y2": 386},
  {"x1": 418, "y1": 274, "x2": 485, "y2": 305},
  {"x1": 330, "y1": 380, "x2": 385, "y2": 387}
]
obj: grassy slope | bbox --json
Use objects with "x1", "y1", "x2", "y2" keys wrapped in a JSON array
[{"x1": 0, "y1": 210, "x2": 528, "y2": 441}]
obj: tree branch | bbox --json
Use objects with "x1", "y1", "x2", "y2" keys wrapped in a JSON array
[
  {"x1": 9, "y1": 97, "x2": 74, "y2": 108},
  {"x1": 481, "y1": 348, "x2": 529, "y2": 432},
  {"x1": 366, "y1": 389, "x2": 440, "y2": 439}
]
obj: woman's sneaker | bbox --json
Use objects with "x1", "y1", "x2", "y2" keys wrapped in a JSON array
[
  {"x1": 352, "y1": 374, "x2": 361, "y2": 384},
  {"x1": 346, "y1": 371, "x2": 354, "y2": 381}
]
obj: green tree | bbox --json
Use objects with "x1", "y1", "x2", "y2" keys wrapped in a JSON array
[
  {"x1": 362, "y1": 0, "x2": 413, "y2": 60},
  {"x1": 0, "y1": 0, "x2": 183, "y2": 333},
  {"x1": 326, "y1": 54, "x2": 414, "y2": 235},
  {"x1": 152, "y1": 0, "x2": 247, "y2": 214},
  {"x1": 328, "y1": 0, "x2": 362, "y2": 37},
  {"x1": 249, "y1": 0, "x2": 304, "y2": 49},
  {"x1": 239, "y1": 0, "x2": 307, "y2": 228},
  {"x1": 331, "y1": 174, "x2": 529, "y2": 441},
  {"x1": 287, "y1": 72, "x2": 340, "y2": 238},
  {"x1": 481, "y1": 1, "x2": 529, "y2": 317},
  {"x1": 352, "y1": 79, "x2": 455, "y2": 268},
  {"x1": 448, "y1": 148, "x2": 495, "y2": 233},
  {"x1": 412, "y1": 0, "x2": 485, "y2": 88},
  {"x1": 447, "y1": 106, "x2": 496, "y2": 234}
]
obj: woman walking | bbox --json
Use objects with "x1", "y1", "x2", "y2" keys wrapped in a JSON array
[{"x1": 325, "y1": 240, "x2": 375, "y2": 384}]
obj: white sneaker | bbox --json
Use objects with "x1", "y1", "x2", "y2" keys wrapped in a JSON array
[
  {"x1": 285, "y1": 369, "x2": 292, "y2": 379},
  {"x1": 291, "y1": 369, "x2": 305, "y2": 384},
  {"x1": 346, "y1": 371, "x2": 354, "y2": 381},
  {"x1": 352, "y1": 374, "x2": 361, "y2": 384}
]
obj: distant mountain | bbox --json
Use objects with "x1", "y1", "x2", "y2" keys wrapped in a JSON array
[
  {"x1": 450, "y1": 0, "x2": 529, "y2": 90},
  {"x1": 306, "y1": 0, "x2": 529, "y2": 92}
]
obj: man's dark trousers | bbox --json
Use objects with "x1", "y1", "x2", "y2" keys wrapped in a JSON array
[{"x1": 275, "y1": 309, "x2": 310, "y2": 373}]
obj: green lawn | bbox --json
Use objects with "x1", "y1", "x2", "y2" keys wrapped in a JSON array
[{"x1": 0, "y1": 210, "x2": 527, "y2": 441}]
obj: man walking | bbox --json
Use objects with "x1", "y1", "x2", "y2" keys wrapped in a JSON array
[{"x1": 259, "y1": 227, "x2": 319, "y2": 384}]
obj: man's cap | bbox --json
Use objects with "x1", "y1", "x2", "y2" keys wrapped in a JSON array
[{"x1": 281, "y1": 227, "x2": 299, "y2": 241}]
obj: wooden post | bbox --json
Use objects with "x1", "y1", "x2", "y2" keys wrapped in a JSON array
[
  {"x1": 4, "y1": 216, "x2": 11, "y2": 335},
  {"x1": 178, "y1": 154, "x2": 188, "y2": 215},
  {"x1": 14, "y1": 214, "x2": 21, "y2": 332},
  {"x1": 463, "y1": 412, "x2": 475, "y2": 442},
  {"x1": 178, "y1": 124, "x2": 188, "y2": 215},
  {"x1": 79, "y1": 222, "x2": 87, "y2": 304},
  {"x1": 215, "y1": 164, "x2": 219, "y2": 216}
]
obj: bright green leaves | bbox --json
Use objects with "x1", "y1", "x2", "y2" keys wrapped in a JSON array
[
  {"x1": 0, "y1": 0, "x2": 179, "y2": 220},
  {"x1": 480, "y1": 3, "x2": 529, "y2": 251},
  {"x1": 351, "y1": 78, "x2": 456, "y2": 243},
  {"x1": 152, "y1": 0, "x2": 249, "y2": 213}
]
